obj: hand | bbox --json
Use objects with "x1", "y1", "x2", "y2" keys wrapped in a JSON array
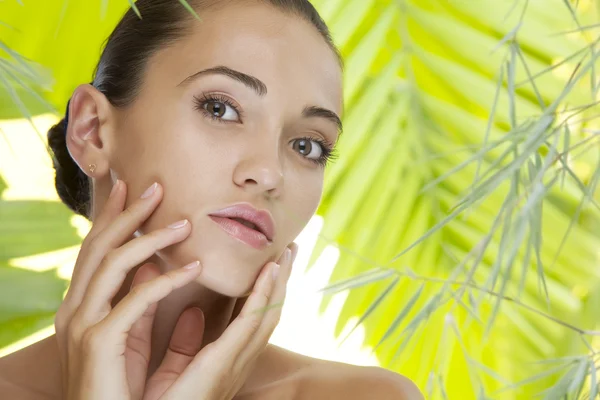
[
  {"x1": 54, "y1": 180, "x2": 203, "y2": 400},
  {"x1": 142, "y1": 242, "x2": 297, "y2": 400},
  {"x1": 54, "y1": 178, "x2": 298, "y2": 400}
]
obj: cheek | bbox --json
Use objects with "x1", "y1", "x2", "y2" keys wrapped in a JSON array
[
  {"x1": 113, "y1": 120, "x2": 217, "y2": 230},
  {"x1": 283, "y1": 174, "x2": 323, "y2": 238}
]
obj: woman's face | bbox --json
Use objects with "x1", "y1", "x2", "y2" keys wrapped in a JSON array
[{"x1": 108, "y1": 3, "x2": 343, "y2": 297}]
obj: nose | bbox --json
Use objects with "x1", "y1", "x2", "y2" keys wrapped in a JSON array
[{"x1": 232, "y1": 140, "x2": 284, "y2": 198}]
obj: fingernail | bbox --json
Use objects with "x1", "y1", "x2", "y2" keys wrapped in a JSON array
[
  {"x1": 168, "y1": 219, "x2": 189, "y2": 229},
  {"x1": 141, "y1": 182, "x2": 158, "y2": 199},
  {"x1": 272, "y1": 263, "x2": 280, "y2": 281},
  {"x1": 290, "y1": 244, "x2": 298, "y2": 263},
  {"x1": 183, "y1": 261, "x2": 200, "y2": 270},
  {"x1": 283, "y1": 248, "x2": 292, "y2": 264},
  {"x1": 109, "y1": 179, "x2": 121, "y2": 199}
]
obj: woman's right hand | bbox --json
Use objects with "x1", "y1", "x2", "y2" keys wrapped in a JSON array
[{"x1": 54, "y1": 180, "x2": 205, "y2": 400}]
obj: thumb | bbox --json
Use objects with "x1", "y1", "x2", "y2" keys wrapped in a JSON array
[
  {"x1": 144, "y1": 307, "x2": 205, "y2": 400},
  {"x1": 126, "y1": 263, "x2": 162, "y2": 400}
]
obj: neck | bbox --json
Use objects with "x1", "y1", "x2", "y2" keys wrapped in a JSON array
[{"x1": 110, "y1": 251, "x2": 246, "y2": 375}]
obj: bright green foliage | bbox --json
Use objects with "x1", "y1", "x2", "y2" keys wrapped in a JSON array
[
  {"x1": 0, "y1": 0, "x2": 130, "y2": 119},
  {"x1": 307, "y1": 0, "x2": 600, "y2": 398},
  {"x1": 1, "y1": 0, "x2": 600, "y2": 398}
]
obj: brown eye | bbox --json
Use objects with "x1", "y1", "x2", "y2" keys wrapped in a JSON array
[
  {"x1": 205, "y1": 101, "x2": 226, "y2": 118},
  {"x1": 292, "y1": 138, "x2": 323, "y2": 160},
  {"x1": 194, "y1": 94, "x2": 241, "y2": 122}
]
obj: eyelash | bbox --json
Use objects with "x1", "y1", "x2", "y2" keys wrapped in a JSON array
[
  {"x1": 193, "y1": 92, "x2": 242, "y2": 123},
  {"x1": 296, "y1": 136, "x2": 338, "y2": 167},
  {"x1": 193, "y1": 93, "x2": 338, "y2": 167}
]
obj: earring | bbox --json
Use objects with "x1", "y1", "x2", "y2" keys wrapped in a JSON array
[{"x1": 88, "y1": 164, "x2": 97, "y2": 174}]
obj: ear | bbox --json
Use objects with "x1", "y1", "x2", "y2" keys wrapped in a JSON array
[{"x1": 65, "y1": 84, "x2": 116, "y2": 179}]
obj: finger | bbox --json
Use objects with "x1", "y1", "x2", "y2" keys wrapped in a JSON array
[
  {"x1": 84, "y1": 179, "x2": 126, "y2": 242},
  {"x1": 240, "y1": 246, "x2": 295, "y2": 364},
  {"x1": 94, "y1": 261, "x2": 202, "y2": 336},
  {"x1": 126, "y1": 263, "x2": 161, "y2": 400},
  {"x1": 55, "y1": 180, "x2": 126, "y2": 395},
  {"x1": 289, "y1": 241, "x2": 299, "y2": 263},
  {"x1": 228, "y1": 296, "x2": 248, "y2": 325},
  {"x1": 226, "y1": 242, "x2": 297, "y2": 325},
  {"x1": 77, "y1": 219, "x2": 192, "y2": 323},
  {"x1": 67, "y1": 179, "x2": 125, "y2": 298},
  {"x1": 197, "y1": 251, "x2": 286, "y2": 368},
  {"x1": 158, "y1": 250, "x2": 287, "y2": 399},
  {"x1": 66, "y1": 181, "x2": 163, "y2": 307},
  {"x1": 144, "y1": 308, "x2": 205, "y2": 400}
]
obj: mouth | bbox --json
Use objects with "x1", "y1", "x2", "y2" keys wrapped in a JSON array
[
  {"x1": 208, "y1": 203, "x2": 275, "y2": 250},
  {"x1": 230, "y1": 217, "x2": 262, "y2": 233}
]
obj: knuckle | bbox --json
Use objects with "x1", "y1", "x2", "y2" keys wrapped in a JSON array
[
  {"x1": 163, "y1": 270, "x2": 180, "y2": 287},
  {"x1": 85, "y1": 232, "x2": 103, "y2": 252},
  {"x1": 128, "y1": 281, "x2": 156, "y2": 307},
  {"x1": 216, "y1": 368, "x2": 233, "y2": 384},
  {"x1": 128, "y1": 284, "x2": 156, "y2": 316},
  {"x1": 81, "y1": 326, "x2": 104, "y2": 350},
  {"x1": 148, "y1": 235, "x2": 166, "y2": 254},
  {"x1": 248, "y1": 288, "x2": 269, "y2": 305},
  {"x1": 121, "y1": 203, "x2": 139, "y2": 222},
  {"x1": 80, "y1": 234, "x2": 93, "y2": 251},
  {"x1": 245, "y1": 315, "x2": 262, "y2": 332},
  {"x1": 102, "y1": 248, "x2": 120, "y2": 267},
  {"x1": 121, "y1": 205, "x2": 135, "y2": 220},
  {"x1": 54, "y1": 305, "x2": 73, "y2": 332},
  {"x1": 129, "y1": 282, "x2": 148, "y2": 298},
  {"x1": 82, "y1": 227, "x2": 98, "y2": 246},
  {"x1": 147, "y1": 229, "x2": 175, "y2": 251},
  {"x1": 67, "y1": 323, "x2": 86, "y2": 347}
]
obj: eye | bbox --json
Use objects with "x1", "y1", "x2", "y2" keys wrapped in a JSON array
[
  {"x1": 204, "y1": 101, "x2": 238, "y2": 121},
  {"x1": 193, "y1": 93, "x2": 241, "y2": 123},
  {"x1": 292, "y1": 138, "x2": 323, "y2": 159},
  {"x1": 291, "y1": 136, "x2": 336, "y2": 167}
]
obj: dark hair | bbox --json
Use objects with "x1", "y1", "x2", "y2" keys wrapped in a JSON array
[{"x1": 48, "y1": 0, "x2": 340, "y2": 220}]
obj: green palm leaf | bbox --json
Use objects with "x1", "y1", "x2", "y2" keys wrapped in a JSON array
[
  {"x1": 0, "y1": 0, "x2": 131, "y2": 118},
  {"x1": 308, "y1": 0, "x2": 600, "y2": 398}
]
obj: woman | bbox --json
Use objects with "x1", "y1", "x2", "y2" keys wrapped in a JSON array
[{"x1": 0, "y1": 0, "x2": 422, "y2": 398}]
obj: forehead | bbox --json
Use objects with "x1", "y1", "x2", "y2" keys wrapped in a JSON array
[{"x1": 146, "y1": 2, "x2": 343, "y2": 114}]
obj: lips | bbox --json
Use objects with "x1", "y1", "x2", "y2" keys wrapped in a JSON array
[{"x1": 208, "y1": 203, "x2": 275, "y2": 249}]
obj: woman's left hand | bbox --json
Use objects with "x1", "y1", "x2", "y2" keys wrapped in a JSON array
[{"x1": 142, "y1": 243, "x2": 298, "y2": 400}]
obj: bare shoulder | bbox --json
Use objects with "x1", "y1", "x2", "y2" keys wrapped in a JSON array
[
  {"x1": 261, "y1": 346, "x2": 422, "y2": 400},
  {"x1": 295, "y1": 359, "x2": 424, "y2": 400},
  {"x1": 0, "y1": 374, "x2": 28, "y2": 399},
  {"x1": 0, "y1": 335, "x2": 62, "y2": 400}
]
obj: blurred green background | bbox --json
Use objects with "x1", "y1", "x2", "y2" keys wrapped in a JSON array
[{"x1": 1, "y1": 0, "x2": 600, "y2": 398}]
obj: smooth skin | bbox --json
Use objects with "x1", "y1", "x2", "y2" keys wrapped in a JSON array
[
  {"x1": 0, "y1": 2, "x2": 423, "y2": 399},
  {"x1": 57, "y1": 179, "x2": 296, "y2": 399}
]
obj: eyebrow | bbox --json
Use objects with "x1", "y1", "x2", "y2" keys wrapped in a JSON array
[
  {"x1": 179, "y1": 65, "x2": 343, "y2": 133},
  {"x1": 302, "y1": 105, "x2": 343, "y2": 133}
]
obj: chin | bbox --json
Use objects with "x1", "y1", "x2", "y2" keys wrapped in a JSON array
[{"x1": 159, "y1": 230, "x2": 273, "y2": 298}]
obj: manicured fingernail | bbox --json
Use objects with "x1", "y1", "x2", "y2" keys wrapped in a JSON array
[
  {"x1": 183, "y1": 261, "x2": 200, "y2": 270},
  {"x1": 141, "y1": 182, "x2": 157, "y2": 199},
  {"x1": 283, "y1": 248, "x2": 292, "y2": 264},
  {"x1": 109, "y1": 179, "x2": 121, "y2": 199},
  {"x1": 272, "y1": 263, "x2": 280, "y2": 281},
  {"x1": 168, "y1": 219, "x2": 189, "y2": 229}
]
